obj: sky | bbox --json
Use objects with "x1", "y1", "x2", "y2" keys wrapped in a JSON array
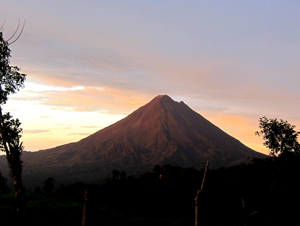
[{"x1": 1, "y1": 1, "x2": 300, "y2": 155}]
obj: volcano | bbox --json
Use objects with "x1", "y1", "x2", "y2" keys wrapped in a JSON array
[{"x1": 0, "y1": 95, "x2": 265, "y2": 189}]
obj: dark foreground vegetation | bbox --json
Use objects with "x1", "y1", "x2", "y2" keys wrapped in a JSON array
[{"x1": 1, "y1": 153, "x2": 300, "y2": 226}]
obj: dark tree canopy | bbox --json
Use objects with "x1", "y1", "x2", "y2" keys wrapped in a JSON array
[
  {"x1": 0, "y1": 31, "x2": 26, "y2": 170},
  {"x1": 0, "y1": 171, "x2": 9, "y2": 193},
  {"x1": 43, "y1": 177, "x2": 55, "y2": 195},
  {"x1": 255, "y1": 116, "x2": 300, "y2": 157}
]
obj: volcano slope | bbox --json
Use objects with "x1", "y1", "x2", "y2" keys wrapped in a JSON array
[{"x1": 0, "y1": 95, "x2": 266, "y2": 189}]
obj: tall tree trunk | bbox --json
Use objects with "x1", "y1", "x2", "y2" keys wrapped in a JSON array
[
  {"x1": 7, "y1": 146, "x2": 24, "y2": 214},
  {"x1": 195, "y1": 161, "x2": 209, "y2": 226},
  {"x1": 11, "y1": 154, "x2": 24, "y2": 213}
]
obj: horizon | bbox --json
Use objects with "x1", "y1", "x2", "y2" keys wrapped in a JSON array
[{"x1": 1, "y1": 1, "x2": 300, "y2": 155}]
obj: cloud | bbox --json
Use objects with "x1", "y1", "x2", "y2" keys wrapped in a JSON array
[
  {"x1": 3, "y1": 0, "x2": 300, "y2": 155},
  {"x1": 9, "y1": 11, "x2": 299, "y2": 122},
  {"x1": 14, "y1": 85, "x2": 151, "y2": 114},
  {"x1": 11, "y1": 46, "x2": 300, "y2": 120},
  {"x1": 80, "y1": 125, "x2": 99, "y2": 128},
  {"x1": 68, "y1": 133, "x2": 91, "y2": 136},
  {"x1": 24, "y1": 129, "x2": 50, "y2": 134}
]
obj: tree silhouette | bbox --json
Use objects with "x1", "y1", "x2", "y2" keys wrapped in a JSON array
[
  {"x1": 112, "y1": 170, "x2": 120, "y2": 181},
  {"x1": 0, "y1": 171, "x2": 9, "y2": 193},
  {"x1": 0, "y1": 28, "x2": 26, "y2": 213},
  {"x1": 255, "y1": 116, "x2": 300, "y2": 157},
  {"x1": 43, "y1": 177, "x2": 55, "y2": 195}
]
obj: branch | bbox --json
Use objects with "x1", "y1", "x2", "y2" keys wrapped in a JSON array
[
  {"x1": 8, "y1": 20, "x2": 26, "y2": 46},
  {"x1": 194, "y1": 160, "x2": 209, "y2": 226},
  {"x1": 242, "y1": 197, "x2": 247, "y2": 215},
  {"x1": 6, "y1": 19, "x2": 20, "y2": 42},
  {"x1": 0, "y1": 106, "x2": 10, "y2": 156},
  {"x1": 198, "y1": 160, "x2": 209, "y2": 196},
  {"x1": 0, "y1": 20, "x2": 6, "y2": 32},
  {"x1": 195, "y1": 160, "x2": 209, "y2": 202}
]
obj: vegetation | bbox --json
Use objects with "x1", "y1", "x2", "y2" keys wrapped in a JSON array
[
  {"x1": 1, "y1": 153, "x2": 300, "y2": 225},
  {"x1": 0, "y1": 171, "x2": 9, "y2": 194},
  {"x1": 0, "y1": 26, "x2": 27, "y2": 215},
  {"x1": 43, "y1": 177, "x2": 55, "y2": 196},
  {"x1": 255, "y1": 116, "x2": 300, "y2": 157}
]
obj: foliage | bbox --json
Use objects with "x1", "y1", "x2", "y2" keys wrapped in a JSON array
[
  {"x1": 0, "y1": 29, "x2": 26, "y2": 213},
  {"x1": 0, "y1": 171, "x2": 9, "y2": 193},
  {"x1": 255, "y1": 116, "x2": 300, "y2": 157},
  {"x1": 0, "y1": 112, "x2": 23, "y2": 172},
  {"x1": 1, "y1": 158, "x2": 300, "y2": 225},
  {"x1": 0, "y1": 32, "x2": 26, "y2": 105},
  {"x1": 0, "y1": 192, "x2": 83, "y2": 226},
  {"x1": 0, "y1": 31, "x2": 26, "y2": 157},
  {"x1": 43, "y1": 177, "x2": 55, "y2": 195}
]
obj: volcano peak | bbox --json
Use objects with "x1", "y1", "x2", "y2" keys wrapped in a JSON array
[
  {"x1": 151, "y1": 95, "x2": 174, "y2": 103},
  {"x1": 154, "y1": 94, "x2": 171, "y2": 99},
  {"x1": 0, "y1": 95, "x2": 266, "y2": 188}
]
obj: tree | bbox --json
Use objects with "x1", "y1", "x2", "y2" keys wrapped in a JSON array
[
  {"x1": 0, "y1": 26, "x2": 26, "y2": 213},
  {"x1": 43, "y1": 177, "x2": 55, "y2": 195},
  {"x1": 255, "y1": 116, "x2": 300, "y2": 157},
  {"x1": 0, "y1": 171, "x2": 9, "y2": 194}
]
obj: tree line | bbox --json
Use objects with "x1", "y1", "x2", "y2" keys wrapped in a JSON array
[{"x1": 2, "y1": 154, "x2": 299, "y2": 225}]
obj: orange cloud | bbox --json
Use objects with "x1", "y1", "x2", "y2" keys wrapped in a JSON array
[{"x1": 23, "y1": 86, "x2": 151, "y2": 114}]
